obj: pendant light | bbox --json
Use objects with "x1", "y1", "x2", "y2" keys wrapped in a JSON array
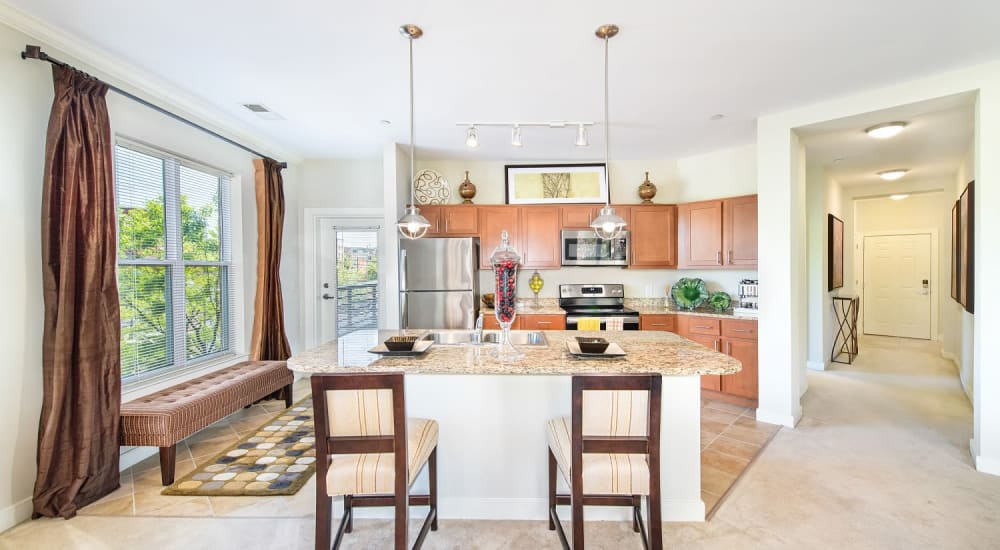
[
  {"x1": 590, "y1": 24, "x2": 627, "y2": 240},
  {"x1": 396, "y1": 24, "x2": 431, "y2": 240}
]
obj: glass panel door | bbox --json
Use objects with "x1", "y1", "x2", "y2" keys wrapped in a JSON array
[{"x1": 330, "y1": 229, "x2": 379, "y2": 338}]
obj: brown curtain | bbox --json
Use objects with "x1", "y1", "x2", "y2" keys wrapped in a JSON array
[
  {"x1": 33, "y1": 65, "x2": 121, "y2": 519},
  {"x1": 249, "y1": 158, "x2": 291, "y2": 361}
]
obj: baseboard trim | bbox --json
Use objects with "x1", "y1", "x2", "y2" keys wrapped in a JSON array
[
  {"x1": 755, "y1": 409, "x2": 801, "y2": 428},
  {"x1": 120, "y1": 446, "x2": 158, "y2": 472},
  {"x1": 974, "y1": 454, "x2": 1000, "y2": 476},
  {"x1": 348, "y1": 496, "x2": 704, "y2": 522},
  {"x1": 0, "y1": 496, "x2": 32, "y2": 534},
  {"x1": 806, "y1": 360, "x2": 827, "y2": 371}
]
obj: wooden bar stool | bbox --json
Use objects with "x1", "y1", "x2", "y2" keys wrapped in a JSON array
[
  {"x1": 311, "y1": 373, "x2": 439, "y2": 550},
  {"x1": 546, "y1": 374, "x2": 663, "y2": 550}
]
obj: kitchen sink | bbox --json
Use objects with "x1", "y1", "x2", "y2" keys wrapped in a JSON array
[{"x1": 425, "y1": 330, "x2": 548, "y2": 347}]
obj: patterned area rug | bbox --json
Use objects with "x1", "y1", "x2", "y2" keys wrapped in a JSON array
[{"x1": 162, "y1": 398, "x2": 317, "y2": 496}]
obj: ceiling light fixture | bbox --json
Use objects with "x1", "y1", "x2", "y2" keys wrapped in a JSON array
[
  {"x1": 465, "y1": 125, "x2": 480, "y2": 148},
  {"x1": 455, "y1": 121, "x2": 594, "y2": 148},
  {"x1": 575, "y1": 124, "x2": 589, "y2": 147},
  {"x1": 511, "y1": 125, "x2": 522, "y2": 147},
  {"x1": 590, "y1": 24, "x2": 627, "y2": 241},
  {"x1": 395, "y1": 24, "x2": 431, "y2": 240},
  {"x1": 878, "y1": 169, "x2": 908, "y2": 181},
  {"x1": 865, "y1": 121, "x2": 908, "y2": 139},
  {"x1": 889, "y1": 194, "x2": 910, "y2": 201}
]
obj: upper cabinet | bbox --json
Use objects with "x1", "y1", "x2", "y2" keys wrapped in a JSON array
[
  {"x1": 478, "y1": 206, "x2": 520, "y2": 268},
  {"x1": 560, "y1": 205, "x2": 602, "y2": 229},
  {"x1": 519, "y1": 207, "x2": 561, "y2": 268},
  {"x1": 421, "y1": 205, "x2": 478, "y2": 237},
  {"x1": 723, "y1": 195, "x2": 757, "y2": 267},
  {"x1": 629, "y1": 205, "x2": 677, "y2": 268},
  {"x1": 678, "y1": 195, "x2": 757, "y2": 269}
]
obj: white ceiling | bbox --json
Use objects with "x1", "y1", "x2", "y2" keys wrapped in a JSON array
[
  {"x1": 799, "y1": 92, "x2": 975, "y2": 187},
  {"x1": 8, "y1": 0, "x2": 1000, "y2": 161}
]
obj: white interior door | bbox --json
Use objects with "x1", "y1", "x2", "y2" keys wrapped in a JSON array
[
  {"x1": 863, "y1": 234, "x2": 932, "y2": 339},
  {"x1": 318, "y1": 224, "x2": 380, "y2": 342}
]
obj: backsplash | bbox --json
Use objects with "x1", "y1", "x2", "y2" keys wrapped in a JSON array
[{"x1": 479, "y1": 267, "x2": 757, "y2": 301}]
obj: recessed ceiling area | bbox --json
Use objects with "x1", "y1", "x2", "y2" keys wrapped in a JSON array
[
  {"x1": 7, "y1": 0, "x2": 1000, "y2": 160},
  {"x1": 798, "y1": 92, "x2": 975, "y2": 187}
]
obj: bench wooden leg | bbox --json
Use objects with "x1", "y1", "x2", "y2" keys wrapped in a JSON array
[{"x1": 159, "y1": 445, "x2": 177, "y2": 486}]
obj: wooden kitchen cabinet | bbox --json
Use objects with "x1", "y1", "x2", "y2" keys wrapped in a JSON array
[
  {"x1": 678, "y1": 200, "x2": 723, "y2": 267},
  {"x1": 677, "y1": 316, "x2": 723, "y2": 391},
  {"x1": 441, "y1": 205, "x2": 479, "y2": 235},
  {"x1": 629, "y1": 205, "x2": 677, "y2": 268},
  {"x1": 723, "y1": 195, "x2": 758, "y2": 267},
  {"x1": 639, "y1": 314, "x2": 677, "y2": 332},
  {"x1": 560, "y1": 205, "x2": 602, "y2": 229},
  {"x1": 478, "y1": 207, "x2": 520, "y2": 268},
  {"x1": 519, "y1": 314, "x2": 566, "y2": 330},
  {"x1": 678, "y1": 195, "x2": 757, "y2": 268},
  {"x1": 482, "y1": 315, "x2": 520, "y2": 330},
  {"x1": 519, "y1": 207, "x2": 561, "y2": 268},
  {"x1": 417, "y1": 205, "x2": 444, "y2": 236},
  {"x1": 420, "y1": 205, "x2": 478, "y2": 236},
  {"x1": 722, "y1": 336, "x2": 758, "y2": 400}
]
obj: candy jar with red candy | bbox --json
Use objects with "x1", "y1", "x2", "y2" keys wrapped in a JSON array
[{"x1": 489, "y1": 230, "x2": 523, "y2": 361}]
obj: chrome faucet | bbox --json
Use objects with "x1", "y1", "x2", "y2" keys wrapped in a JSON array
[{"x1": 474, "y1": 312, "x2": 485, "y2": 342}]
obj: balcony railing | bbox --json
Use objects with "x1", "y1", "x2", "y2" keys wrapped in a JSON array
[{"x1": 338, "y1": 281, "x2": 378, "y2": 337}]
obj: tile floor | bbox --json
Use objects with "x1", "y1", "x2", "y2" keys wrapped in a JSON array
[{"x1": 71, "y1": 377, "x2": 775, "y2": 521}]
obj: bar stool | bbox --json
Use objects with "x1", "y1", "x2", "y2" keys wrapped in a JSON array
[
  {"x1": 311, "y1": 373, "x2": 439, "y2": 550},
  {"x1": 546, "y1": 374, "x2": 663, "y2": 550}
]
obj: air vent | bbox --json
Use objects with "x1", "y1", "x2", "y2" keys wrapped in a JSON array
[{"x1": 242, "y1": 103, "x2": 283, "y2": 120}]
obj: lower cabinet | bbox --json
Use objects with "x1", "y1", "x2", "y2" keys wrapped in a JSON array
[
  {"x1": 483, "y1": 313, "x2": 566, "y2": 330},
  {"x1": 519, "y1": 314, "x2": 566, "y2": 330},
  {"x1": 671, "y1": 315, "x2": 758, "y2": 405}
]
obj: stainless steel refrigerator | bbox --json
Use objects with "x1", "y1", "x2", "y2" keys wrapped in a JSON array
[{"x1": 399, "y1": 237, "x2": 480, "y2": 329}]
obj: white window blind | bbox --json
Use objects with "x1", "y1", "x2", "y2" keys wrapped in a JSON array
[{"x1": 115, "y1": 140, "x2": 235, "y2": 380}]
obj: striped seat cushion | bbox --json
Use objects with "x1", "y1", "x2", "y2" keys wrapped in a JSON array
[
  {"x1": 120, "y1": 361, "x2": 292, "y2": 447},
  {"x1": 547, "y1": 416, "x2": 650, "y2": 496},
  {"x1": 325, "y1": 417, "x2": 439, "y2": 496}
]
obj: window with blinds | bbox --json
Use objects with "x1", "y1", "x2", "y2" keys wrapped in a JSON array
[{"x1": 115, "y1": 141, "x2": 235, "y2": 380}]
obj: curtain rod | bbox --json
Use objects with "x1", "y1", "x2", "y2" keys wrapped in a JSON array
[{"x1": 21, "y1": 44, "x2": 287, "y2": 169}]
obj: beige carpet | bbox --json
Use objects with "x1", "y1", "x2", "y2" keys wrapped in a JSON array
[{"x1": 5, "y1": 337, "x2": 1000, "y2": 548}]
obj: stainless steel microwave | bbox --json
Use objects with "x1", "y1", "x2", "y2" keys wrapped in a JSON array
[{"x1": 560, "y1": 230, "x2": 629, "y2": 266}]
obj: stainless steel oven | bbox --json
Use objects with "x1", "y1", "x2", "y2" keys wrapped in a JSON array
[{"x1": 560, "y1": 230, "x2": 629, "y2": 266}]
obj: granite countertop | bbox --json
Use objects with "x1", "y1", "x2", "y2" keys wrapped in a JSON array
[
  {"x1": 287, "y1": 329, "x2": 741, "y2": 376},
  {"x1": 625, "y1": 299, "x2": 758, "y2": 320}
]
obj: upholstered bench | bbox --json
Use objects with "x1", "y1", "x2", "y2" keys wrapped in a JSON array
[{"x1": 120, "y1": 360, "x2": 294, "y2": 485}]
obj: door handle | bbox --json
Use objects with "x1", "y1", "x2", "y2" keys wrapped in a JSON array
[
  {"x1": 728, "y1": 250, "x2": 733, "y2": 264},
  {"x1": 717, "y1": 250, "x2": 722, "y2": 265},
  {"x1": 713, "y1": 339, "x2": 719, "y2": 351},
  {"x1": 727, "y1": 341, "x2": 732, "y2": 354},
  {"x1": 322, "y1": 293, "x2": 335, "y2": 300}
]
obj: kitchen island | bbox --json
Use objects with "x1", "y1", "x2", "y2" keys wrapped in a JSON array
[{"x1": 288, "y1": 329, "x2": 740, "y2": 522}]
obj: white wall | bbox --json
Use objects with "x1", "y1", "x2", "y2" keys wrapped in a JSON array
[
  {"x1": 941, "y1": 147, "x2": 976, "y2": 400},
  {"x1": 757, "y1": 58, "x2": 1000, "y2": 474},
  {"x1": 298, "y1": 159, "x2": 383, "y2": 209},
  {"x1": 805, "y1": 165, "x2": 846, "y2": 372},
  {"x1": 0, "y1": 19, "x2": 300, "y2": 530}
]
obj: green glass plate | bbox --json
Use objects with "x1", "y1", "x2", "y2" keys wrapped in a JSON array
[
  {"x1": 671, "y1": 278, "x2": 709, "y2": 310},
  {"x1": 708, "y1": 291, "x2": 732, "y2": 312}
]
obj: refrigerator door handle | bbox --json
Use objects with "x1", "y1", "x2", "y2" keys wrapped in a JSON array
[{"x1": 400, "y1": 292, "x2": 408, "y2": 329}]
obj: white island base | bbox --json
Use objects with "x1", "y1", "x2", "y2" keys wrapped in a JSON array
[{"x1": 342, "y1": 373, "x2": 705, "y2": 523}]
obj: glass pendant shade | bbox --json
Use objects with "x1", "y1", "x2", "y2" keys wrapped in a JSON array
[
  {"x1": 465, "y1": 126, "x2": 480, "y2": 148},
  {"x1": 590, "y1": 205, "x2": 626, "y2": 240},
  {"x1": 397, "y1": 205, "x2": 431, "y2": 239}
]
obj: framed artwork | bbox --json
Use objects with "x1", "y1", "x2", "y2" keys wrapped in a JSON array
[
  {"x1": 959, "y1": 181, "x2": 974, "y2": 313},
  {"x1": 951, "y1": 200, "x2": 960, "y2": 302},
  {"x1": 504, "y1": 163, "x2": 608, "y2": 205},
  {"x1": 828, "y1": 214, "x2": 844, "y2": 291}
]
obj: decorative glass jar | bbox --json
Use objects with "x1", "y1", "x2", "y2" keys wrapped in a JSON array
[{"x1": 489, "y1": 230, "x2": 523, "y2": 361}]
